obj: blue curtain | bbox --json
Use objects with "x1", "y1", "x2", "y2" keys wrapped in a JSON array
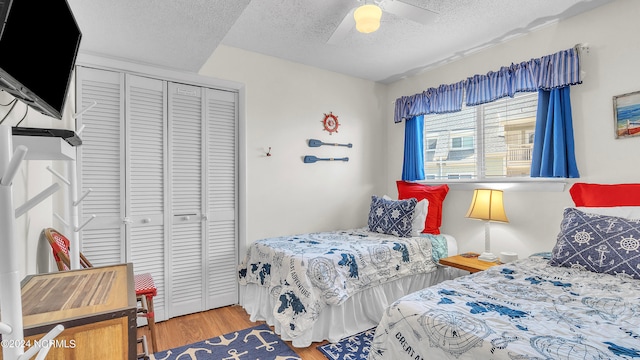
[
  {"x1": 530, "y1": 87, "x2": 579, "y2": 178},
  {"x1": 395, "y1": 46, "x2": 582, "y2": 179},
  {"x1": 402, "y1": 115, "x2": 425, "y2": 181}
]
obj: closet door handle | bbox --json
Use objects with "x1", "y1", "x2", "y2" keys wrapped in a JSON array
[
  {"x1": 142, "y1": 218, "x2": 152, "y2": 224},
  {"x1": 174, "y1": 213, "x2": 197, "y2": 221}
]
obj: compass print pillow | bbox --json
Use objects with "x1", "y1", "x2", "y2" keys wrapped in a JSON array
[{"x1": 550, "y1": 207, "x2": 640, "y2": 279}]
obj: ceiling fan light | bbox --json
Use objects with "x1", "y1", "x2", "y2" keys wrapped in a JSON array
[{"x1": 354, "y1": 4, "x2": 382, "y2": 34}]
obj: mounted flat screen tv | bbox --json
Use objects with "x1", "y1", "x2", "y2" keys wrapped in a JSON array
[{"x1": 0, "y1": 0, "x2": 82, "y2": 119}]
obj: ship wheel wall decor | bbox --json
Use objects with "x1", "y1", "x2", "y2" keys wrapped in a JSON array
[{"x1": 322, "y1": 112, "x2": 340, "y2": 134}]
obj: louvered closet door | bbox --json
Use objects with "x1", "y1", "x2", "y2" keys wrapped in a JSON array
[
  {"x1": 125, "y1": 74, "x2": 168, "y2": 321},
  {"x1": 168, "y1": 82, "x2": 205, "y2": 318},
  {"x1": 76, "y1": 67, "x2": 126, "y2": 266},
  {"x1": 205, "y1": 88, "x2": 238, "y2": 308}
]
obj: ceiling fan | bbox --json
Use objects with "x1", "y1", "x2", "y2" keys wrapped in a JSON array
[{"x1": 327, "y1": 0, "x2": 438, "y2": 44}]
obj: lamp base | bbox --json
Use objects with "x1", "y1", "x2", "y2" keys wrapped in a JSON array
[{"x1": 477, "y1": 252, "x2": 499, "y2": 262}]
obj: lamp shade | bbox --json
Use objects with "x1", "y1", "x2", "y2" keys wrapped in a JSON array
[
  {"x1": 466, "y1": 189, "x2": 509, "y2": 222},
  {"x1": 354, "y1": 4, "x2": 382, "y2": 33}
]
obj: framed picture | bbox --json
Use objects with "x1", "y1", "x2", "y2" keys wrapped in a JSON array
[{"x1": 613, "y1": 90, "x2": 640, "y2": 139}]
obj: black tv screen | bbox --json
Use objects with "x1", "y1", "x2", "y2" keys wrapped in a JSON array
[{"x1": 0, "y1": 0, "x2": 82, "y2": 120}]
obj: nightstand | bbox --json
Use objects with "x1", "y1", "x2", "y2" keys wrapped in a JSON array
[{"x1": 439, "y1": 254, "x2": 501, "y2": 273}]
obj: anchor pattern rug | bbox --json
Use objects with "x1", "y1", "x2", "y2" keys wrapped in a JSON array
[
  {"x1": 150, "y1": 324, "x2": 301, "y2": 360},
  {"x1": 317, "y1": 328, "x2": 375, "y2": 360}
]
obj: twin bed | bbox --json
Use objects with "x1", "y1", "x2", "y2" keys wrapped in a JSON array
[
  {"x1": 369, "y1": 254, "x2": 640, "y2": 359},
  {"x1": 238, "y1": 181, "x2": 453, "y2": 347},
  {"x1": 238, "y1": 182, "x2": 640, "y2": 359},
  {"x1": 370, "y1": 183, "x2": 640, "y2": 359},
  {"x1": 238, "y1": 228, "x2": 457, "y2": 347}
]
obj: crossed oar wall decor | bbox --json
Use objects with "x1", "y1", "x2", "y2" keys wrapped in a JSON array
[{"x1": 304, "y1": 138, "x2": 352, "y2": 163}]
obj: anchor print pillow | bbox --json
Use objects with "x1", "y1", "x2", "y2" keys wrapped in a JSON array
[{"x1": 550, "y1": 207, "x2": 640, "y2": 279}]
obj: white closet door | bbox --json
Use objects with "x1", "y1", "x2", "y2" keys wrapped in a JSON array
[
  {"x1": 77, "y1": 65, "x2": 239, "y2": 322},
  {"x1": 125, "y1": 74, "x2": 168, "y2": 321},
  {"x1": 76, "y1": 67, "x2": 126, "y2": 266},
  {"x1": 205, "y1": 89, "x2": 238, "y2": 308},
  {"x1": 168, "y1": 82, "x2": 205, "y2": 318}
]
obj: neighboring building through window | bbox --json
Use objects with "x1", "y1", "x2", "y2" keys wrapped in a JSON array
[{"x1": 423, "y1": 92, "x2": 537, "y2": 180}]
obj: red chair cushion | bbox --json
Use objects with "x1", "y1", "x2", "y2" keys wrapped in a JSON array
[
  {"x1": 134, "y1": 273, "x2": 157, "y2": 297},
  {"x1": 49, "y1": 231, "x2": 71, "y2": 271}
]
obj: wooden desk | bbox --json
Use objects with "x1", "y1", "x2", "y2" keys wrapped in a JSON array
[
  {"x1": 2, "y1": 264, "x2": 137, "y2": 360},
  {"x1": 439, "y1": 254, "x2": 501, "y2": 273}
]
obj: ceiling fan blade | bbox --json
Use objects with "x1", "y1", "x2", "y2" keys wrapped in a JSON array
[
  {"x1": 327, "y1": 8, "x2": 356, "y2": 45},
  {"x1": 379, "y1": 0, "x2": 438, "y2": 25}
]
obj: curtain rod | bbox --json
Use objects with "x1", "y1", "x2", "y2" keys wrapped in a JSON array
[{"x1": 575, "y1": 42, "x2": 590, "y2": 54}]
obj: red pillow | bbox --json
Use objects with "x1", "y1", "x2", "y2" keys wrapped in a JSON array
[
  {"x1": 570, "y1": 182, "x2": 640, "y2": 207},
  {"x1": 397, "y1": 181, "x2": 449, "y2": 234}
]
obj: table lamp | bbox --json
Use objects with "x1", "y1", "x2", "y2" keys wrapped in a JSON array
[{"x1": 466, "y1": 189, "x2": 508, "y2": 262}]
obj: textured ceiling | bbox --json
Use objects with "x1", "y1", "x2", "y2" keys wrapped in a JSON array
[
  {"x1": 67, "y1": 0, "x2": 616, "y2": 84},
  {"x1": 66, "y1": 0, "x2": 252, "y2": 71}
]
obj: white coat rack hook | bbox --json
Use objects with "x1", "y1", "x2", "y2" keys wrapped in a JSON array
[
  {"x1": 76, "y1": 124, "x2": 86, "y2": 136},
  {"x1": 0, "y1": 145, "x2": 27, "y2": 186},
  {"x1": 53, "y1": 213, "x2": 70, "y2": 227},
  {"x1": 74, "y1": 214, "x2": 96, "y2": 232},
  {"x1": 15, "y1": 183, "x2": 60, "y2": 218},
  {"x1": 73, "y1": 188, "x2": 92, "y2": 207},
  {"x1": 72, "y1": 100, "x2": 97, "y2": 120},
  {"x1": 46, "y1": 166, "x2": 71, "y2": 186},
  {"x1": 18, "y1": 324, "x2": 64, "y2": 360},
  {"x1": 0, "y1": 321, "x2": 12, "y2": 335}
]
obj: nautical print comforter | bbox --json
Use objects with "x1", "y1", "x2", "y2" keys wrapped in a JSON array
[
  {"x1": 238, "y1": 228, "x2": 445, "y2": 340},
  {"x1": 369, "y1": 256, "x2": 640, "y2": 360}
]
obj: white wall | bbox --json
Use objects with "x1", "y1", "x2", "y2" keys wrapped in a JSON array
[
  {"x1": 199, "y1": 45, "x2": 388, "y2": 250},
  {"x1": 385, "y1": 0, "x2": 640, "y2": 258}
]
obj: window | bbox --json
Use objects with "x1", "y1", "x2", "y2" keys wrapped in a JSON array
[
  {"x1": 423, "y1": 92, "x2": 537, "y2": 180},
  {"x1": 451, "y1": 135, "x2": 473, "y2": 149}
]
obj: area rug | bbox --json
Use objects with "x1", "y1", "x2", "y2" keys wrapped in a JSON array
[
  {"x1": 150, "y1": 323, "x2": 301, "y2": 360},
  {"x1": 317, "y1": 328, "x2": 375, "y2": 360}
]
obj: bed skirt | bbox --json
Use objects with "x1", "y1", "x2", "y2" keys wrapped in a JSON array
[{"x1": 240, "y1": 266, "x2": 458, "y2": 348}]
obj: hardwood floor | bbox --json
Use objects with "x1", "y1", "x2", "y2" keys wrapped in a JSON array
[{"x1": 137, "y1": 304, "x2": 330, "y2": 359}]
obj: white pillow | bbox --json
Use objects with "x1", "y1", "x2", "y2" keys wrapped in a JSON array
[
  {"x1": 576, "y1": 206, "x2": 640, "y2": 219},
  {"x1": 383, "y1": 195, "x2": 429, "y2": 236}
]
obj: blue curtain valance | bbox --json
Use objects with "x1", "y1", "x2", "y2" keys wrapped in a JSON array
[
  {"x1": 394, "y1": 81, "x2": 465, "y2": 123},
  {"x1": 465, "y1": 62, "x2": 541, "y2": 106},
  {"x1": 394, "y1": 47, "x2": 581, "y2": 123}
]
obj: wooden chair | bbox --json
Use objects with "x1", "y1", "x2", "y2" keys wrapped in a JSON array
[
  {"x1": 43, "y1": 228, "x2": 158, "y2": 357},
  {"x1": 44, "y1": 227, "x2": 92, "y2": 270}
]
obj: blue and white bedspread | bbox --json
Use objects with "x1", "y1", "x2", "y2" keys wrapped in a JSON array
[
  {"x1": 369, "y1": 256, "x2": 640, "y2": 360},
  {"x1": 238, "y1": 228, "x2": 446, "y2": 339}
]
